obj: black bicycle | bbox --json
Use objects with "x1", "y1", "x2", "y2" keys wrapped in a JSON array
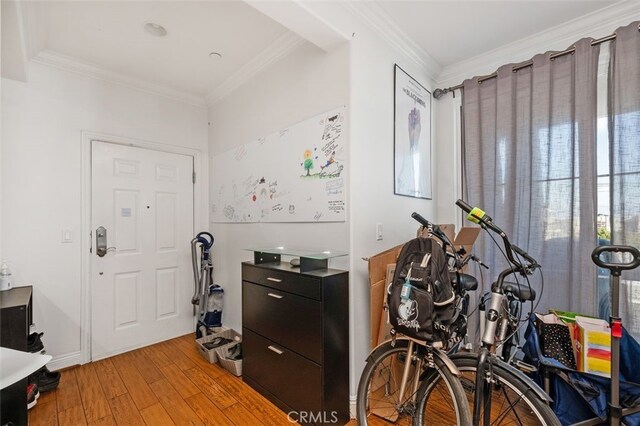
[
  {"x1": 355, "y1": 212, "x2": 477, "y2": 426},
  {"x1": 414, "y1": 200, "x2": 561, "y2": 426}
]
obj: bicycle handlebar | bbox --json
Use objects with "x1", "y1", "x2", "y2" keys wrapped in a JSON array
[
  {"x1": 455, "y1": 199, "x2": 539, "y2": 272},
  {"x1": 411, "y1": 212, "x2": 462, "y2": 269},
  {"x1": 592, "y1": 245, "x2": 640, "y2": 273}
]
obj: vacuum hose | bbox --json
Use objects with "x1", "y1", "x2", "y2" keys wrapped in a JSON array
[
  {"x1": 191, "y1": 232, "x2": 214, "y2": 308},
  {"x1": 191, "y1": 238, "x2": 202, "y2": 306}
]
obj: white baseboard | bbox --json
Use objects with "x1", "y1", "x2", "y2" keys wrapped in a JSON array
[
  {"x1": 350, "y1": 395, "x2": 357, "y2": 419},
  {"x1": 47, "y1": 351, "x2": 82, "y2": 371}
]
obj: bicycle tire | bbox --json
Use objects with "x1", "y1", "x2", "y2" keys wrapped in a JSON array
[
  {"x1": 415, "y1": 353, "x2": 561, "y2": 426},
  {"x1": 356, "y1": 340, "x2": 471, "y2": 426}
]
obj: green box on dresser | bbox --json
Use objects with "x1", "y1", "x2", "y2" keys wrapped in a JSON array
[{"x1": 241, "y1": 261, "x2": 349, "y2": 425}]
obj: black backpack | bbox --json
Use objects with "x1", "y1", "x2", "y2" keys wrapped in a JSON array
[{"x1": 388, "y1": 237, "x2": 457, "y2": 342}]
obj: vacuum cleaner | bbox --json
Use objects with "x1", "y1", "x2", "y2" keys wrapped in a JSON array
[{"x1": 191, "y1": 232, "x2": 223, "y2": 338}]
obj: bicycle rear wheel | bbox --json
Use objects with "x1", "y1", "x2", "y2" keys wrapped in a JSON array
[
  {"x1": 356, "y1": 340, "x2": 470, "y2": 425},
  {"x1": 415, "y1": 353, "x2": 561, "y2": 425}
]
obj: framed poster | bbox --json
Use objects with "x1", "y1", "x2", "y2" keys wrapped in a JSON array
[{"x1": 394, "y1": 64, "x2": 432, "y2": 199}]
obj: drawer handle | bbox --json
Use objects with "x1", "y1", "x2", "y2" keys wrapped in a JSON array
[
  {"x1": 268, "y1": 345, "x2": 284, "y2": 355},
  {"x1": 266, "y1": 277, "x2": 282, "y2": 282},
  {"x1": 267, "y1": 293, "x2": 283, "y2": 299}
]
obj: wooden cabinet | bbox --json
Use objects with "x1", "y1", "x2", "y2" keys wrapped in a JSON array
[{"x1": 242, "y1": 262, "x2": 349, "y2": 425}]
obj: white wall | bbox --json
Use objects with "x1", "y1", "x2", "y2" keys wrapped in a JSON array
[
  {"x1": 207, "y1": 41, "x2": 350, "y2": 338},
  {"x1": 208, "y1": 18, "x2": 447, "y2": 400},
  {"x1": 1, "y1": 62, "x2": 208, "y2": 366},
  {"x1": 348, "y1": 22, "x2": 440, "y2": 396}
]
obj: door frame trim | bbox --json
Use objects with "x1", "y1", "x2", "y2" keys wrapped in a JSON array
[{"x1": 80, "y1": 131, "x2": 204, "y2": 364}]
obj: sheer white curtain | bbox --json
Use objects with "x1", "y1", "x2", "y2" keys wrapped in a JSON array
[{"x1": 462, "y1": 38, "x2": 600, "y2": 341}]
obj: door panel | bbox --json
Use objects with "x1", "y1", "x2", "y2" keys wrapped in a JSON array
[
  {"x1": 156, "y1": 267, "x2": 178, "y2": 319},
  {"x1": 91, "y1": 141, "x2": 194, "y2": 360}
]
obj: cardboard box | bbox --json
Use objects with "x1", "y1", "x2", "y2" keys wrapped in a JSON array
[
  {"x1": 575, "y1": 316, "x2": 611, "y2": 377},
  {"x1": 418, "y1": 224, "x2": 481, "y2": 272},
  {"x1": 368, "y1": 245, "x2": 403, "y2": 349}
]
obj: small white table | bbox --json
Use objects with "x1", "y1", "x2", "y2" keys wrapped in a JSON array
[{"x1": 0, "y1": 347, "x2": 52, "y2": 424}]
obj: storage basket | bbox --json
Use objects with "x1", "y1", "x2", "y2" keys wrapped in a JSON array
[
  {"x1": 215, "y1": 341, "x2": 242, "y2": 376},
  {"x1": 195, "y1": 327, "x2": 240, "y2": 363}
]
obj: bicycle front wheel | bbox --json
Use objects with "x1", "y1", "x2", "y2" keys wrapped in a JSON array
[
  {"x1": 356, "y1": 340, "x2": 471, "y2": 425},
  {"x1": 415, "y1": 353, "x2": 561, "y2": 426}
]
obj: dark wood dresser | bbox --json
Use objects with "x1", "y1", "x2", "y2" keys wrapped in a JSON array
[{"x1": 242, "y1": 261, "x2": 349, "y2": 425}]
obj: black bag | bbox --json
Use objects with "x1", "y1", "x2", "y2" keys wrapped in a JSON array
[{"x1": 388, "y1": 237, "x2": 456, "y2": 342}]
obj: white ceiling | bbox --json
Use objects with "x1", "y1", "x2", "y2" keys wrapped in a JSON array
[
  {"x1": 6, "y1": 1, "x2": 628, "y2": 103},
  {"x1": 376, "y1": 0, "x2": 617, "y2": 67},
  {"x1": 26, "y1": 1, "x2": 290, "y2": 98}
]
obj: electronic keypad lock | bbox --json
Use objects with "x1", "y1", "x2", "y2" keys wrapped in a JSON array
[{"x1": 96, "y1": 226, "x2": 108, "y2": 257}]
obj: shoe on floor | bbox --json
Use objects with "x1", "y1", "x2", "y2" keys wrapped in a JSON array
[
  {"x1": 27, "y1": 383, "x2": 40, "y2": 410},
  {"x1": 225, "y1": 343, "x2": 242, "y2": 360},
  {"x1": 203, "y1": 337, "x2": 232, "y2": 350},
  {"x1": 27, "y1": 332, "x2": 44, "y2": 353},
  {"x1": 29, "y1": 366, "x2": 61, "y2": 392}
]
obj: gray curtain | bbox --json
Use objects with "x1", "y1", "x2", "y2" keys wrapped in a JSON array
[
  {"x1": 609, "y1": 21, "x2": 640, "y2": 338},
  {"x1": 462, "y1": 38, "x2": 599, "y2": 341}
]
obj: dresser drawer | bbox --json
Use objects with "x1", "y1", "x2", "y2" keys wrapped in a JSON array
[
  {"x1": 243, "y1": 281, "x2": 322, "y2": 363},
  {"x1": 243, "y1": 328, "x2": 322, "y2": 415},
  {"x1": 242, "y1": 263, "x2": 320, "y2": 300}
]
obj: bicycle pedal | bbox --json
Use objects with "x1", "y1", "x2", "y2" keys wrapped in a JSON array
[{"x1": 513, "y1": 360, "x2": 537, "y2": 373}]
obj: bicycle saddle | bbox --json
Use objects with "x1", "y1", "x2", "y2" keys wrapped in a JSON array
[
  {"x1": 450, "y1": 272, "x2": 478, "y2": 291},
  {"x1": 503, "y1": 281, "x2": 536, "y2": 301}
]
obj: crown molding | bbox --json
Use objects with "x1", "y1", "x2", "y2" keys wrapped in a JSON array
[
  {"x1": 340, "y1": 1, "x2": 441, "y2": 82},
  {"x1": 30, "y1": 49, "x2": 208, "y2": 108},
  {"x1": 436, "y1": 0, "x2": 640, "y2": 88},
  {"x1": 206, "y1": 31, "x2": 306, "y2": 106}
]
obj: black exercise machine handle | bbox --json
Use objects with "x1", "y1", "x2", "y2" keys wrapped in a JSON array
[{"x1": 592, "y1": 245, "x2": 640, "y2": 274}]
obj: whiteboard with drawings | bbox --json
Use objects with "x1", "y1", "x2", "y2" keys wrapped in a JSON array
[{"x1": 211, "y1": 106, "x2": 346, "y2": 223}]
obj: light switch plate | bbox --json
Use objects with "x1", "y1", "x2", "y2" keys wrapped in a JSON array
[
  {"x1": 62, "y1": 228, "x2": 73, "y2": 243},
  {"x1": 376, "y1": 223, "x2": 383, "y2": 241}
]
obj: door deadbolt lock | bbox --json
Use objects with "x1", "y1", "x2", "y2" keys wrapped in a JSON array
[{"x1": 96, "y1": 226, "x2": 116, "y2": 257}]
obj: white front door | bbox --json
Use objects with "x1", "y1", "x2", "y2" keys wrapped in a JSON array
[{"x1": 91, "y1": 140, "x2": 194, "y2": 360}]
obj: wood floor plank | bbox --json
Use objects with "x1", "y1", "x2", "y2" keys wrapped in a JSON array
[
  {"x1": 142, "y1": 344, "x2": 173, "y2": 369},
  {"x1": 93, "y1": 358, "x2": 128, "y2": 400},
  {"x1": 29, "y1": 400, "x2": 59, "y2": 426},
  {"x1": 56, "y1": 369, "x2": 83, "y2": 413},
  {"x1": 127, "y1": 348, "x2": 164, "y2": 384},
  {"x1": 159, "y1": 363, "x2": 200, "y2": 399},
  {"x1": 149, "y1": 378, "x2": 204, "y2": 426},
  {"x1": 29, "y1": 334, "x2": 319, "y2": 426},
  {"x1": 38, "y1": 390, "x2": 57, "y2": 405},
  {"x1": 111, "y1": 354, "x2": 158, "y2": 410},
  {"x1": 58, "y1": 405, "x2": 88, "y2": 426},
  {"x1": 158, "y1": 339, "x2": 197, "y2": 371},
  {"x1": 183, "y1": 367, "x2": 237, "y2": 409},
  {"x1": 222, "y1": 402, "x2": 265, "y2": 426},
  {"x1": 88, "y1": 415, "x2": 117, "y2": 426},
  {"x1": 75, "y1": 363, "x2": 112, "y2": 421},
  {"x1": 139, "y1": 403, "x2": 175, "y2": 425},
  {"x1": 173, "y1": 336, "x2": 224, "y2": 376},
  {"x1": 108, "y1": 394, "x2": 145, "y2": 426},
  {"x1": 185, "y1": 393, "x2": 236, "y2": 426},
  {"x1": 214, "y1": 374, "x2": 291, "y2": 426}
]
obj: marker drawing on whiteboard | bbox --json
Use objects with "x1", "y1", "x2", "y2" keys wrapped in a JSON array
[
  {"x1": 234, "y1": 145, "x2": 247, "y2": 161},
  {"x1": 314, "y1": 211, "x2": 323, "y2": 222}
]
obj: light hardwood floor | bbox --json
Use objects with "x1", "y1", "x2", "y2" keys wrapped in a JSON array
[{"x1": 29, "y1": 334, "x2": 363, "y2": 426}]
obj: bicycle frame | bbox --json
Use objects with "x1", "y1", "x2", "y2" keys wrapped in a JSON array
[
  {"x1": 367, "y1": 336, "x2": 464, "y2": 411},
  {"x1": 455, "y1": 199, "x2": 553, "y2": 426}
]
